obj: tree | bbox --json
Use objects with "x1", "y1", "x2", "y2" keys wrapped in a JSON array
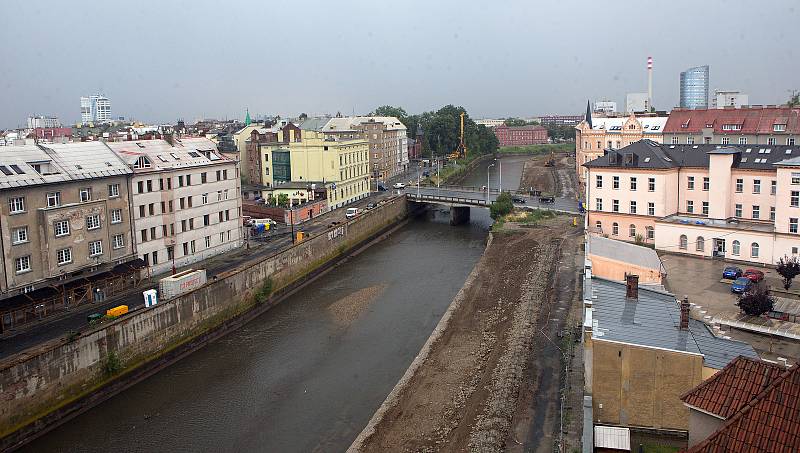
[
  {"x1": 788, "y1": 92, "x2": 799, "y2": 108},
  {"x1": 777, "y1": 256, "x2": 800, "y2": 289},
  {"x1": 490, "y1": 192, "x2": 514, "y2": 220},
  {"x1": 371, "y1": 105, "x2": 408, "y2": 119},
  {"x1": 737, "y1": 286, "x2": 774, "y2": 317},
  {"x1": 277, "y1": 193, "x2": 289, "y2": 208},
  {"x1": 299, "y1": 113, "x2": 308, "y2": 121},
  {"x1": 266, "y1": 194, "x2": 276, "y2": 206},
  {"x1": 503, "y1": 118, "x2": 527, "y2": 127}
]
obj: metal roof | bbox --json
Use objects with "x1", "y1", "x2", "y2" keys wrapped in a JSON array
[
  {"x1": 588, "y1": 235, "x2": 663, "y2": 271},
  {"x1": 107, "y1": 137, "x2": 228, "y2": 172},
  {"x1": 42, "y1": 141, "x2": 131, "y2": 180}
]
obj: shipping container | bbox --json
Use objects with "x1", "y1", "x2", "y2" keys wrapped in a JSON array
[
  {"x1": 158, "y1": 269, "x2": 208, "y2": 300},
  {"x1": 106, "y1": 305, "x2": 129, "y2": 317}
]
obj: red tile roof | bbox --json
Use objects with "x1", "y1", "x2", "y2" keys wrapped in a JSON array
[
  {"x1": 681, "y1": 356, "x2": 785, "y2": 419},
  {"x1": 664, "y1": 106, "x2": 800, "y2": 135},
  {"x1": 687, "y1": 362, "x2": 800, "y2": 453}
]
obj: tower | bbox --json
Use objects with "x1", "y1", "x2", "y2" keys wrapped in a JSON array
[
  {"x1": 244, "y1": 108, "x2": 251, "y2": 126},
  {"x1": 647, "y1": 56, "x2": 653, "y2": 111}
]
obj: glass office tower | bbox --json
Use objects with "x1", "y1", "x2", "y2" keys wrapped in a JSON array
[{"x1": 679, "y1": 65, "x2": 709, "y2": 109}]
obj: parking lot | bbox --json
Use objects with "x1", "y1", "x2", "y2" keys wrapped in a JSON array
[{"x1": 660, "y1": 252, "x2": 800, "y2": 362}]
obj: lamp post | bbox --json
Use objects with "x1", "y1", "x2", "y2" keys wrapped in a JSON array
[
  {"x1": 417, "y1": 162, "x2": 421, "y2": 198},
  {"x1": 486, "y1": 163, "x2": 495, "y2": 205},
  {"x1": 289, "y1": 204, "x2": 295, "y2": 244},
  {"x1": 437, "y1": 157, "x2": 441, "y2": 197}
]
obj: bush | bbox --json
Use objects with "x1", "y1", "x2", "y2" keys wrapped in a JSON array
[
  {"x1": 776, "y1": 256, "x2": 800, "y2": 290},
  {"x1": 104, "y1": 351, "x2": 122, "y2": 376},
  {"x1": 490, "y1": 192, "x2": 514, "y2": 220},
  {"x1": 737, "y1": 286, "x2": 774, "y2": 316},
  {"x1": 254, "y1": 277, "x2": 274, "y2": 304}
]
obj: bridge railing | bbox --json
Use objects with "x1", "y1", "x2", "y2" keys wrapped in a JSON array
[{"x1": 405, "y1": 193, "x2": 489, "y2": 206}]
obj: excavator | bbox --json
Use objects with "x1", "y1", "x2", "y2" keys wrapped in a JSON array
[{"x1": 447, "y1": 112, "x2": 468, "y2": 160}]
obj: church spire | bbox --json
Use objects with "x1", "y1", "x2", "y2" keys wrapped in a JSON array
[
  {"x1": 585, "y1": 100, "x2": 592, "y2": 129},
  {"x1": 244, "y1": 108, "x2": 251, "y2": 126}
]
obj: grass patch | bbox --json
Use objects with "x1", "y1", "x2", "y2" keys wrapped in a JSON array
[
  {"x1": 497, "y1": 143, "x2": 575, "y2": 154},
  {"x1": 490, "y1": 217, "x2": 505, "y2": 232},
  {"x1": 504, "y1": 209, "x2": 556, "y2": 225},
  {"x1": 254, "y1": 277, "x2": 274, "y2": 304}
]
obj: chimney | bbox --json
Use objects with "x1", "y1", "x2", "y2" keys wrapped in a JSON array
[
  {"x1": 625, "y1": 274, "x2": 639, "y2": 299},
  {"x1": 680, "y1": 296, "x2": 690, "y2": 330}
]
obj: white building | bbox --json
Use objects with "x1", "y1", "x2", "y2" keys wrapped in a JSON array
[
  {"x1": 80, "y1": 94, "x2": 112, "y2": 124},
  {"x1": 712, "y1": 90, "x2": 749, "y2": 109},
  {"x1": 107, "y1": 137, "x2": 243, "y2": 276},
  {"x1": 594, "y1": 101, "x2": 618, "y2": 115},
  {"x1": 27, "y1": 116, "x2": 61, "y2": 129},
  {"x1": 625, "y1": 93, "x2": 650, "y2": 113},
  {"x1": 475, "y1": 119, "x2": 505, "y2": 128}
]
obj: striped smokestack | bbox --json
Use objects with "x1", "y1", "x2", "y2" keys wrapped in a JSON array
[{"x1": 647, "y1": 56, "x2": 653, "y2": 110}]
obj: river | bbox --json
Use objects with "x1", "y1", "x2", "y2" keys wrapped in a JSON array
[{"x1": 23, "y1": 156, "x2": 528, "y2": 453}]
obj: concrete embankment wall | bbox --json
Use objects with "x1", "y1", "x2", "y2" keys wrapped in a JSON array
[{"x1": 0, "y1": 196, "x2": 409, "y2": 450}]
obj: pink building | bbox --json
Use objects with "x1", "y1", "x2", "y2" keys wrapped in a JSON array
[{"x1": 584, "y1": 140, "x2": 800, "y2": 265}]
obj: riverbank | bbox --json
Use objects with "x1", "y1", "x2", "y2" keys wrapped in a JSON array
[
  {"x1": 349, "y1": 215, "x2": 582, "y2": 452},
  {"x1": 0, "y1": 197, "x2": 413, "y2": 451}
]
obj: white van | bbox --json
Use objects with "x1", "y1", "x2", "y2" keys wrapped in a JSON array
[{"x1": 345, "y1": 208, "x2": 361, "y2": 219}]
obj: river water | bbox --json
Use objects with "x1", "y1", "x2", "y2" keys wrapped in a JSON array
[
  {"x1": 23, "y1": 157, "x2": 527, "y2": 453},
  {"x1": 458, "y1": 155, "x2": 530, "y2": 192}
]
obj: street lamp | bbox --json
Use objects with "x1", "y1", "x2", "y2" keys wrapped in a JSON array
[
  {"x1": 417, "y1": 162, "x2": 421, "y2": 198},
  {"x1": 437, "y1": 158, "x2": 441, "y2": 196},
  {"x1": 486, "y1": 163, "x2": 495, "y2": 205}
]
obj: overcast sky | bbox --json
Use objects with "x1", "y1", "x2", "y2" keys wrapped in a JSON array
[{"x1": 1, "y1": 0, "x2": 797, "y2": 128}]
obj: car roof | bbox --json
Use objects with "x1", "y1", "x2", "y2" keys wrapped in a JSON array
[{"x1": 734, "y1": 277, "x2": 751, "y2": 281}]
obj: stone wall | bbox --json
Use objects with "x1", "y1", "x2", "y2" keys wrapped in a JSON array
[{"x1": 0, "y1": 196, "x2": 409, "y2": 449}]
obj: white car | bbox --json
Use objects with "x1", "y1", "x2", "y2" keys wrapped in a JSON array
[
  {"x1": 345, "y1": 207, "x2": 361, "y2": 219},
  {"x1": 393, "y1": 182, "x2": 405, "y2": 189}
]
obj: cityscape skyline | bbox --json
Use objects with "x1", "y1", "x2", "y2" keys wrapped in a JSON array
[{"x1": 1, "y1": 0, "x2": 798, "y2": 129}]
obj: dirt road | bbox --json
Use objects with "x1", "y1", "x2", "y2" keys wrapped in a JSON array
[{"x1": 350, "y1": 217, "x2": 583, "y2": 452}]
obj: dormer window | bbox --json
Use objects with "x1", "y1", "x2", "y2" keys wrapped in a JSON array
[
  {"x1": 774, "y1": 124, "x2": 787, "y2": 132},
  {"x1": 722, "y1": 124, "x2": 742, "y2": 131},
  {"x1": 681, "y1": 119, "x2": 691, "y2": 128},
  {"x1": 133, "y1": 156, "x2": 152, "y2": 169}
]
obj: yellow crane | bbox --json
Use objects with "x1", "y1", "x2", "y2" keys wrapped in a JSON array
[{"x1": 448, "y1": 112, "x2": 468, "y2": 160}]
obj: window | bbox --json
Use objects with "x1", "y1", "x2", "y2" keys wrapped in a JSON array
[
  {"x1": 612, "y1": 222, "x2": 619, "y2": 236},
  {"x1": 702, "y1": 201, "x2": 709, "y2": 215},
  {"x1": 703, "y1": 177, "x2": 710, "y2": 191},
  {"x1": 596, "y1": 198, "x2": 603, "y2": 211},
  {"x1": 789, "y1": 138, "x2": 796, "y2": 146},
  {"x1": 12, "y1": 226, "x2": 28, "y2": 244},
  {"x1": 178, "y1": 175, "x2": 184, "y2": 187},
  {"x1": 188, "y1": 197, "x2": 193, "y2": 208},
  {"x1": 735, "y1": 204, "x2": 742, "y2": 217},
  {"x1": 220, "y1": 232, "x2": 225, "y2": 242},
  {"x1": 753, "y1": 179, "x2": 761, "y2": 194},
  {"x1": 137, "y1": 181, "x2": 144, "y2": 193},
  {"x1": 770, "y1": 207, "x2": 776, "y2": 221},
  {"x1": 203, "y1": 214, "x2": 210, "y2": 226},
  {"x1": 722, "y1": 137, "x2": 730, "y2": 145},
  {"x1": 630, "y1": 177, "x2": 637, "y2": 191},
  {"x1": 597, "y1": 141, "x2": 602, "y2": 149},
  {"x1": 696, "y1": 236, "x2": 705, "y2": 252},
  {"x1": 774, "y1": 124, "x2": 787, "y2": 132},
  {"x1": 108, "y1": 184, "x2": 120, "y2": 198},
  {"x1": 791, "y1": 218, "x2": 799, "y2": 234},
  {"x1": 141, "y1": 229, "x2": 148, "y2": 242},
  {"x1": 595, "y1": 175, "x2": 603, "y2": 188},
  {"x1": 205, "y1": 236, "x2": 211, "y2": 248},
  {"x1": 179, "y1": 198, "x2": 185, "y2": 210},
  {"x1": 111, "y1": 209, "x2": 122, "y2": 224},
  {"x1": 687, "y1": 200, "x2": 694, "y2": 213},
  {"x1": 671, "y1": 136, "x2": 679, "y2": 144},
  {"x1": 202, "y1": 193, "x2": 208, "y2": 204},
  {"x1": 146, "y1": 180, "x2": 153, "y2": 192},
  {"x1": 183, "y1": 242, "x2": 189, "y2": 256},
  {"x1": 201, "y1": 172, "x2": 207, "y2": 183},
  {"x1": 739, "y1": 137, "x2": 747, "y2": 145},
  {"x1": 9, "y1": 196, "x2": 25, "y2": 214},
  {"x1": 139, "y1": 205, "x2": 145, "y2": 217},
  {"x1": 630, "y1": 201, "x2": 637, "y2": 214},
  {"x1": 15, "y1": 256, "x2": 31, "y2": 274},
  {"x1": 113, "y1": 234, "x2": 125, "y2": 249},
  {"x1": 768, "y1": 137, "x2": 776, "y2": 145},
  {"x1": 612, "y1": 176, "x2": 620, "y2": 189},
  {"x1": 732, "y1": 240, "x2": 740, "y2": 256},
  {"x1": 752, "y1": 205, "x2": 760, "y2": 219},
  {"x1": 181, "y1": 219, "x2": 187, "y2": 232},
  {"x1": 46, "y1": 192, "x2": 61, "y2": 207},
  {"x1": 648, "y1": 178, "x2": 655, "y2": 192},
  {"x1": 152, "y1": 251, "x2": 158, "y2": 265},
  {"x1": 687, "y1": 176, "x2": 695, "y2": 190},
  {"x1": 792, "y1": 191, "x2": 799, "y2": 207},
  {"x1": 646, "y1": 226, "x2": 654, "y2": 240},
  {"x1": 629, "y1": 224, "x2": 636, "y2": 238},
  {"x1": 595, "y1": 221, "x2": 602, "y2": 232},
  {"x1": 223, "y1": 169, "x2": 228, "y2": 180},
  {"x1": 167, "y1": 246, "x2": 174, "y2": 260},
  {"x1": 57, "y1": 248, "x2": 72, "y2": 265},
  {"x1": 88, "y1": 240, "x2": 103, "y2": 257},
  {"x1": 86, "y1": 214, "x2": 101, "y2": 230},
  {"x1": 687, "y1": 136, "x2": 695, "y2": 145},
  {"x1": 149, "y1": 203, "x2": 155, "y2": 216},
  {"x1": 794, "y1": 173, "x2": 800, "y2": 185},
  {"x1": 771, "y1": 180, "x2": 777, "y2": 195},
  {"x1": 186, "y1": 175, "x2": 192, "y2": 186},
  {"x1": 679, "y1": 235, "x2": 688, "y2": 250},
  {"x1": 612, "y1": 199, "x2": 619, "y2": 212},
  {"x1": 751, "y1": 242, "x2": 760, "y2": 258},
  {"x1": 189, "y1": 218, "x2": 194, "y2": 230},
  {"x1": 647, "y1": 202, "x2": 655, "y2": 216},
  {"x1": 54, "y1": 220, "x2": 70, "y2": 237},
  {"x1": 80, "y1": 188, "x2": 92, "y2": 202},
  {"x1": 736, "y1": 179, "x2": 743, "y2": 192}
]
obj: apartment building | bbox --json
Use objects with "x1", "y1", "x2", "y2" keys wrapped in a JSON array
[
  {"x1": 584, "y1": 140, "x2": 800, "y2": 265},
  {"x1": 575, "y1": 113, "x2": 668, "y2": 186},
  {"x1": 107, "y1": 137, "x2": 242, "y2": 276},
  {"x1": 663, "y1": 106, "x2": 799, "y2": 146},
  {"x1": 245, "y1": 123, "x2": 301, "y2": 187},
  {"x1": 0, "y1": 142, "x2": 136, "y2": 300}
]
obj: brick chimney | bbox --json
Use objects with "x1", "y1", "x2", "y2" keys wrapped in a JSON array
[
  {"x1": 680, "y1": 296, "x2": 690, "y2": 330},
  {"x1": 625, "y1": 274, "x2": 639, "y2": 299}
]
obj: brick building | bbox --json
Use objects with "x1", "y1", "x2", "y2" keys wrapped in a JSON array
[
  {"x1": 493, "y1": 124, "x2": 548, "y2": 146},
  {"x1": 663, "y1": 106, "x2": 800, "y2": 146}
]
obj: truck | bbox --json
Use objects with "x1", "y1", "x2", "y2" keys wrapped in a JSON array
[
  {"x1": 106, "y1": 305, "x2": 129, "y2": 317},
  {"x1": 159, "y1": 269, "x2": 208, "y2": 300}
]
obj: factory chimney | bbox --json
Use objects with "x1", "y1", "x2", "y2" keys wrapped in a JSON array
[{"x1": 647, "y1": 56, "x2": 653, "y2": 111}]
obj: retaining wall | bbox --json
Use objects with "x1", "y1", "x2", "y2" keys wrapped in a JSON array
[{"x1": 0, "y1": 196, "x2": 409, "y2": 450}]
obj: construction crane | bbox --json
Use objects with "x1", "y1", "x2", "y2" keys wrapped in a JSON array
[{"x1": 447, "y1": 112, "x2": 468, "y2": 160}]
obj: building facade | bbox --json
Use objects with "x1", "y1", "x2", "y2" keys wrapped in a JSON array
[
  {"x1": 27, "y1": 116, "x2": 61, "y2": 129},
  {"x1": 680, "y1": 65, "x2": 710, "y2": 109},
  {"x1": 0, "y1": 142, "x2": 136, "y2": 300},
  {"x1": 594, "y1": 101, "x2": 617, "y2": 114},
  {"x1": 80, "y1": 94, "x2": 112, "y2": 123},
  {"x1": 575, "y1": 113, "x2": 668, "y2": 187},
  {"x1": 493, "y1": 124, "x2": 548, "y2": 146},
  {"x1": 663, "y1": 106, "x2": 799, "y2": 146},
  {"x1": 108, "y1": 137, "x2": 243, "y2": 276},
  {"x1": 584, "y1": 140, "x2": 800, "y2": 265},
  {"x1": 538, "y1": 115, "x2": 583, "y2": 127},
  {"x1": 712, "y1": 90, "x2": 749, "y2": 109}
]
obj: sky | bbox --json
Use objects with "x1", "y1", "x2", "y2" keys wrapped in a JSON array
[{"x1": 1, "y1": 0, "x2": 798, "y2": 128}]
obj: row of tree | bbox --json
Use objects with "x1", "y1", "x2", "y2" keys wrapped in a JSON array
[
  {"x1": 371, "y1": 105, "x2": 499, "y2": 158},
  {"x1": 502, "y1": 117, "x2": 576, "y2": 141}
]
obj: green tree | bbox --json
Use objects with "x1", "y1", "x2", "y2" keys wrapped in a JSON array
[
  {"x1": 788, "y1": 92, "x2": 800, "y2": 108},
  {"x1": 371, "y1": 106, "x2": 408, "y2": 120},
  {"x1": 737, "y1": 286, "x2": 774, "y2": 316},
  {"x1": 490, "y1": 192, "x2": 514, "y2": 220},
  {"x1": 277, "y1": 193, "x2": 289, "y2": 208},
  {"x1": 504, "y1": 118, "x2": 527, "y2": 127}
]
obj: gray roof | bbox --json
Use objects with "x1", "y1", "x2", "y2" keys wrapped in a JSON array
[
  {"x1": 590, "y1": 277, "x2": 758, "y2": 369},
  {"x1": 588, "y1": 235, "x2": 663, "y2": 271},
  {"x1": 584, "y1": 140, "x2": 800, "y2": 171},
  {"x1": 299, "y1": 117, "x2": 331, "y2": 132}
]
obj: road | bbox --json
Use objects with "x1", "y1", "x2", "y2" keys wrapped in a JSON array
[{"x1": 405, "y1": 185, "x2": 582, "y2": 214}]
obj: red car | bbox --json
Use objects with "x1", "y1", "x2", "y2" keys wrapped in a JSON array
[{"x1": 743, "y1": 269, "x2": 765, "y2": 282}]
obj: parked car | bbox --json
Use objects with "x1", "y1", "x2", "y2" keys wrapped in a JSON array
[
  {"x1": 377, "y1": 182, "x2": 387, "y2": 191},
  {"x1": 366, "y1": 202, "x2": 377, "y2": 209},
  {"x1": 731, "y1": 276, "x2": 753, "y2": 294},
  {"x1": 422, "y1": 170, "x2": 430, "y2": 177},
  {"x1": 539, "y1": 196, "x2": 555, "y2": 204},
  {"x1": 743, "y1": 268, "x2": 765, "y2": 282},
  {"x1": 722, "y1": 266, "x2": 743, "y2": 280},
  {"x1": 345, "y1": 207, "x2": 361, "y2": 219},
  {"x1": 512, "y1": 195, "x2": 526, "y2": 204},
  {"x1": 393, "y1": 182, "x2": 405, "y2": 189}
]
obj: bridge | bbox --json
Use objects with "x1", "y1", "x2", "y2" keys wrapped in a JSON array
[{"x1": 404, "y1": 185, "x2": 583, "y2": 224}]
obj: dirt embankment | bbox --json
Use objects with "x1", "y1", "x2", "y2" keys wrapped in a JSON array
[
  {"x1": 518, "y1": 153, "x2": 578, "y2": 199},
  {"x1": 350, "y1": 217, "x2": 579, "y2": 452}
]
